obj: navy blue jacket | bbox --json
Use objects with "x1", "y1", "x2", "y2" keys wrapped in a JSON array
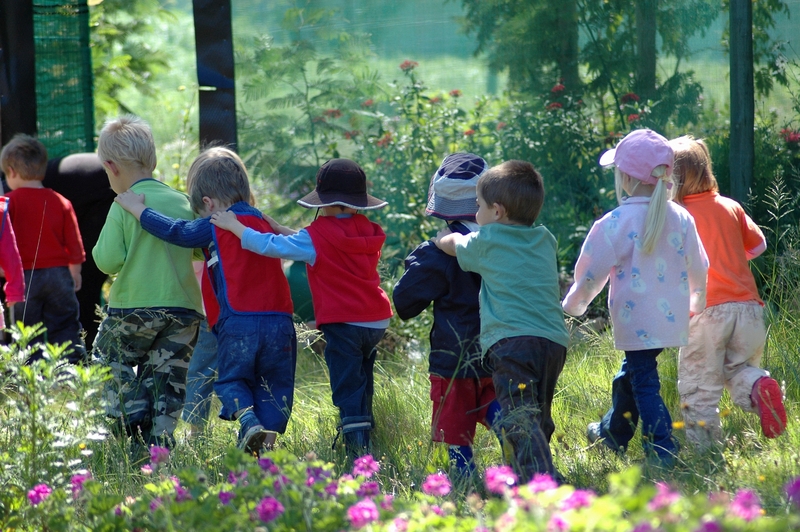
[{"x1": 393, "y1": 222, "x2": 490, "y2": 379}]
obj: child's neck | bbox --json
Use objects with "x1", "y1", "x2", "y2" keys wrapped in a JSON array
[
  {"x1": 321, "y1": 206, "x2": 357, "y2": 217},
  {"x1": 12, "y1": 179, "x2": 45, "y2": 189}
]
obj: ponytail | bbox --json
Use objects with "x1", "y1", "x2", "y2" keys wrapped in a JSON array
[{"x1": 641, "y1": 166, "x2": 670, "y2": 254}]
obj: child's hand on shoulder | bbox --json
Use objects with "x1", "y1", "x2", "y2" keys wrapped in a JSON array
[
  {"x1": 210, "y1": 210, "x2": 238, "y2": 229},
  {"x1": 114, "y1": 191, "x2": 147, "y2": 219},
  {"x1": 262, "y1": 213, "x2": 297, "y2": 236},
  {"x1": 432, "y1": 228, "x2": 458, "y2": 256}
]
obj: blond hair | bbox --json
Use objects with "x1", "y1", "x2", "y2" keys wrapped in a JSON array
[
  {"x1": 615, "y1": 165, "x2": 672, "y2": 254},
  {"x1": 187, "y1": 147, "x2": 252, "y2": 213},
  {"x1": 477, "y1": 160, "x2": 544, "y2": 226},
  {"x1": 97, "y1": 115, "x2": 157, "y2": 172},
  {"x1": 0, "y1": 134, "x2": 47, "y2": 180},
  {"x1": 669, "y1": 135, "x2": 718, "y2": 204}
]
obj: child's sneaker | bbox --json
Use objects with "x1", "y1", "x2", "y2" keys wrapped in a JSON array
[
  {"x1": 237, "y1": 411, "x2": 267, "y2": 454},
  {"x1": 752, "y1": 377, "x2": 787, "y2": 438}
]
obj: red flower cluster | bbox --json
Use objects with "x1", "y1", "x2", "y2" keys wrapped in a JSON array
[
  {"x1": 464, "y1": 129, "x2": 475, "y2": 136},
  {"x1": 551, "y1": 83, "x2": 565, "y2": 94},
  {"x1": 376, "y1": 132, "x2": 393, "y2": 147},
  {"x1": 361, "y1": 99, "x2": 375, "y2": 108},
  {"x1": 323, "y1": 109, "x2": 342, "y2": 119},
  {"x1": 343, "y1": 130, "x2": 359, "y2": 140},
  {"x1": 546, "y1": 102, "x2": 563, "y2": 111},
  {"x1": 780, "y1": 128, "x2": 800, "y2": 144},
  {"x1": 621, "y1": 92, "x2": 640, "y2": 104},
  {"x1": 627, "y1": 113, "x2": 640, "y2": 123},
  {"x1": 429, "y1": 96, "x2": 442, "y2": 105},
  {"x1": 449, "y1": 89, "x2": 462, "y2": 98},
  {"x1": 399, "y1": 60, "x2": 419, "y2": 72}
]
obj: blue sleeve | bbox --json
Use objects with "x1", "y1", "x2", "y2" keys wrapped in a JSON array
[
  {"x1": 393, "y1": 241, "x2": 449, "y2": 320},
  {"x1": 140, "y1": 208, "x2": 213, "y2": 248},
  {"x1": 241, "y1": 227, "x2": 317, "y2": 265}
]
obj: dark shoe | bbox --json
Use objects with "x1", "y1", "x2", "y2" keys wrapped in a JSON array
[
  {"x1": 587, "y1": 422, "x2": 625, "y2": 453},
  {"x1": 237, "y1": 412, "x2": 267, "y2": 454},
  {"x1": 752, "y1": 377, "x2": 787, "y2": 438}
]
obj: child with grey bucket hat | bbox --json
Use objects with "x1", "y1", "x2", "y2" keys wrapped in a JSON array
[
  {"x1": 394, "y1": 153, "x2": 502, "y2": 478},
  {"x1": 212, "y1": 158, "x2": 393, "y2": 459}
]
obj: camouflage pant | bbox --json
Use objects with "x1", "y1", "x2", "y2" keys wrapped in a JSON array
[{"x1": 93, "y1": 307, "x2": 202, "y2": 442}]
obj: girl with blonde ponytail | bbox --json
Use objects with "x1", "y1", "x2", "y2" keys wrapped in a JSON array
[{"x1": 563, "y1": 129, "x2": 708, "y2": 467}]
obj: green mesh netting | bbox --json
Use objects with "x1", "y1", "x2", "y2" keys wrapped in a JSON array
[{"x1": 33, "y1": 1, "x2": 94, "y2": 159}]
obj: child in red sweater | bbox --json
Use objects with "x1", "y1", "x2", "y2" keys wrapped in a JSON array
[
  {"x1": 1, "y1": 135, "x2": 86, "y2": 361},
  {"x1": 0, "y1": 196, "x2": 25, "y2": 332}
]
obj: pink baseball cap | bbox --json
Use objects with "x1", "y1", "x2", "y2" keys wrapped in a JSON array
[{"x1": 598, "y1": 129, "x2": 674, "y2": 185}]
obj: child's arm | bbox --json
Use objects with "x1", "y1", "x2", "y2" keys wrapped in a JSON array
[
  {"x1": 431, "y1": 228, "x2": 469, "y2": 257},
  {"x1": 685, "y1": 221, "x2": 709, "y2": 315},
  {"x1": 263, "y1": 213, "x2": 298, "y2": 236},
  {"x1": 0, "y1": 214, "x2": 25, "y2": 303},
  {"x1": 68, "y1": 263, "x2": 82, "y2": 292},
  {"x1": 393, "y1": 242, "x2": 449, "y2": 320},
  {"x1": 114, "y1": 190, "x2": 148, "y2": 221},
  {"x1": 211, "y1": 211, "x2": 316, "y2": 263},
  {"x1": 116, "y1": 190, "x2": 213, "y2": 249},
  {"x1": 740, "y1": 210, "x2": 767, "y2": 260},
  {"x1": 561, "y1": 222, "x2": 614, "y2": 316}
]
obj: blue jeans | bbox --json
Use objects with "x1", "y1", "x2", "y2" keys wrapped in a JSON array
[
  {"x1": 319, "y1": 323, "x2": 385, "y2": 432},
  {"x1": 599, "y1": 349, "x2": 677, "y2": 459},
  {"x1": 214, "y1": 314, "x2": 297, "y2": 433},
  {"x1": 15, "y1": 266, "x2": 86, "y2": 362},
  {"x1": 182, "y1": 319, "x2": 218, "y2": 426}
]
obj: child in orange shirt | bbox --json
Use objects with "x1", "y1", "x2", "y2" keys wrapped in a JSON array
[{"x1": 670, "y1": 135, "x2": 786, "y2": 447}]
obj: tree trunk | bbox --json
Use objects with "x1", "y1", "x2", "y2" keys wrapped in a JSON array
[
  {"x1": 634, "y1": 0, "x2": 657, "y2": 100},
  {"x1": 729, "y1": 0, "x2": 754, "y2": 202},
  {"x1": 555, "y1": 0, "x2": 581, "y2": 90}
]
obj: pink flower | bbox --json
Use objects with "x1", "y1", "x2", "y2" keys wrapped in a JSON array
[
  {"x1": 140, "y1": 464, "x2": 153, "y2": 475},
  {"x1": 357, "y1": 481, "x2": 381, "y2": 497},
  {"x1": 149, "y1": 446, "x2": 170, "y2": 465},
  {"x1": 175, "y1": 485, "x2": 191, "y2": 502},
  {"x1": 785, "y1": 477, "x2": 800, "y2": 508},
  {"x1": 149, "y1": 497, "x2": 162, "y2": 512},
  {"x1": 381, "y1": 494, "x2": 394, "y2": 510},
  {"x1": 353, "y1": 455, "x2": 380, "y2": 478},
  {"x1": 324, "y1": 481, "x2": 339, "y2": 496},
  {"x1": 273, "y1": 474, "x2": 290, "y2": 493},
  {"x1": 560, "y1": 489, "x2": 594, "y2": 510},
  {"x1": 632, "y1": 523, "x2": 653, "y2": 532},
  {"x1": 528, "y1": 473, "x2": 558, "y2": 493},
  {"x1": 729, "y1": 489, "x2": 762, "y2": 521},
  {"x1": 422, "y1": 472, "x2": 451, "y2": 496},
  {"x1": 627, "y1": 113, "x2": 640, "y2": 123},
  {"x1": 218, "y1": 491, "x2": 235, "y2": 505},
  {"x1": 258, "y1": 458, "x2": 279, "y2": 474},
  {"x1": 228, "y1": 470, "x2": 248, "y2": 485},
  {"x1": 464, "y1": 129, "x2": 476, "y2": 136},
  {"x1": 694, "y1": 521, "x2": 722, "y2": 532},
  {"x1": 392, "y1": 517, "x2": 409, "y2": 531},
  {"x1": 546, "y1": 102, "x2": 563, "y2": 111},
  {"x1": 496, "y1": 121, "x2": 507, "y2": 130},
  {"x1": 648, "y1": 482, "x2": 680, "y2": 511},
  {"x1": 27, "y1": 484, "x2": 52, "y2": 505},
  {"x1": 485, "y1": 465, "x2": 517, "y2": 494},
  {"x1": 400, "y1": 60, "x2": 419, "y2": 72},
  {"x1": 430, "y1": 504, "x2": 444, "y2": 516},
  {"x1": 71, "y1": 472, "x2": 92, "y2": 498},
  {"x1": 256, "y1": 496, "x2": 285, "y2": 523},
  {"x1": 348, "y1": 498, "x2": 379, "y2": 529},
  {"x1": 551, "y1": 83, "x2": 566, "y2": 94},
  {"x1": 621, "y1": 92, "x2": 640, "y2": 104},
  {"x1": 780, "y1": 128, "x2": 800, "y2": 144},
  {"x1": 548, "y1": 514, "x2": 570, "y2": 531},
  {"x1": 449, "y1": 89, "x2": 462, "y2": 98}
]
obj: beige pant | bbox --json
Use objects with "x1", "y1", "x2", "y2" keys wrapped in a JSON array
[{"x1": 677, "y1": 301, "x2": 768, "y2": 447}]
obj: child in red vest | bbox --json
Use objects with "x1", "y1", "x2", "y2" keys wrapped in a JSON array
[
  {"x1": 0, "y1": 195, "x2": 25, "y2": 332},
  {"x1": 115, "y1": 147, "x2": 296, "y2": 454},
  {"x1": 211, "y1": 158, "x2": 392, "y2": 458}
]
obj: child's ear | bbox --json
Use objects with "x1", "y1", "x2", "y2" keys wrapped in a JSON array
[
  {"x1": 493, "y1": 202, "x2": 507, "y2": 221},
  {"x1": 202, "y1": 196, "x2": 215, "y2": 211}
]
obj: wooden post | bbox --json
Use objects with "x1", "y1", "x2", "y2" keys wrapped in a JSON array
[
  {"x1": 729, "y1": 0, "x2": 754, "y2": 202},
  {"x1": 0, "y1": 0, "x2": 37, "y2": 145}
]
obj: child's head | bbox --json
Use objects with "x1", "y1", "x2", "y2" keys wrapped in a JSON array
[
  {"x1": 669, "y1": 135, "x2": 718, "y2": 204},
  {"x1": 599, "y1": 129, "x2": 674, "y2": 254},
  {"x1": 0, "y1": 134, "x2": 47, "y2": 182},
  {"x1": 97, "y1": 114, "x2": 157, "y2": 174},
  {"x1": 298, "y1": 158, "x2": 387, "y2": 211},
  {"x1": 425, "y1": 152, "x2": 488, "y2": 222},
  {"x1": 476, "y1": 160, "x2": 544, "y2": 227},
  {"x1": 186, "y1": 147, "x2": 252, "y2": 214}
]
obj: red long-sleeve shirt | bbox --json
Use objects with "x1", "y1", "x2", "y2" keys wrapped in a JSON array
[{"x1": 5, "y1": 187, "x2": 85, "y2": 270}]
